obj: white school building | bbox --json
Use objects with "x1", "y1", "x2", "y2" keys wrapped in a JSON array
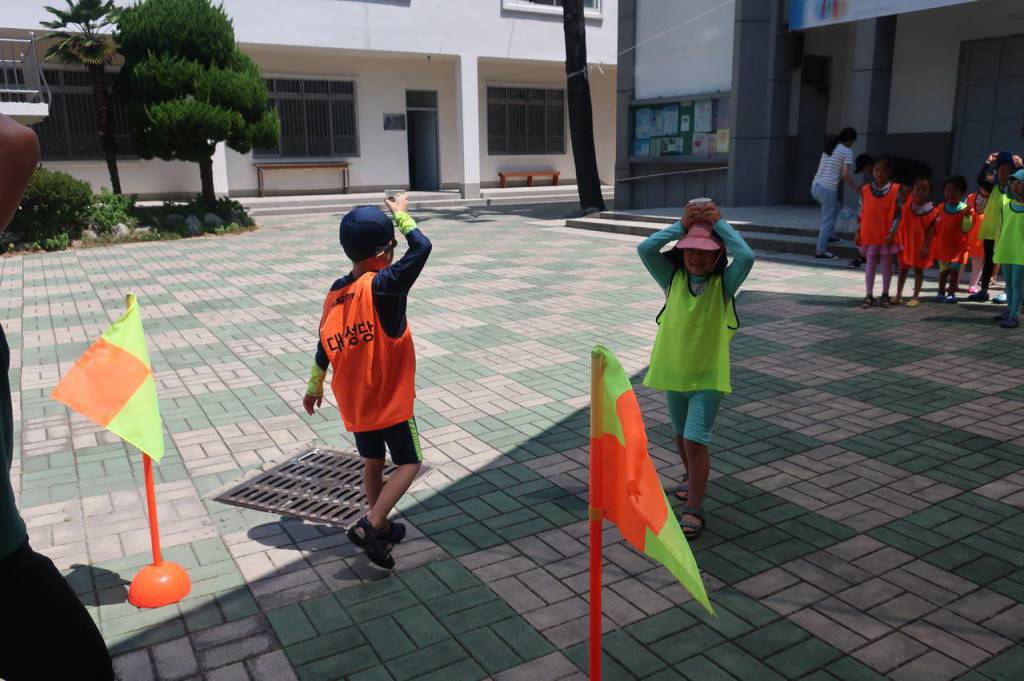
[
  {"x1": 615, "y1": 0, "x2": 1024, "y2": 209},
  {"x1": 1, "y1": 0, "x2": 619, "y2": 199}
]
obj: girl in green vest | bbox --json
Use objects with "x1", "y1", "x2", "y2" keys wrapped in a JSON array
[
  {"x1": 993, "y1": 169, "x2": 1024, "y2": 328},
  {"x1": 638, "y1": 200, "x2": 755, "y2": 539}
]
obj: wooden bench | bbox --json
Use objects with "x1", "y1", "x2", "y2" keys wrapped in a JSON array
[
  {"x1": 498, "y1": 170, "x2": 560, "y2": 188},
  {"x1": 256, "y1": 161, "x2": 350, "y2": 197}
]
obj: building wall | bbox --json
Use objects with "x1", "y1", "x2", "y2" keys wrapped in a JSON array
[
  {"x1": 41, "y1": 159, "x2": 202, "y2": 199},
  {"x1": 478, "y1": 59, "x2": 617, "y2": 187},
  {"x1": 633, "y1": 0, "x2": 734, "y2": 100},
  {"x1": 3, "y1": 0, "x2": 619, "y2": 64},
  {"x1": 227, "y1": 47, "x2": 461, "y2": 195},
  {"x1": 888, "y1": 0, "x2": 1022, "y2": 134}
]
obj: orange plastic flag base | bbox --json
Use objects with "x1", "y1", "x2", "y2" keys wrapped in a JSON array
[{"x1": 128, "y1": 560, "x2": 191, "y2": 609}]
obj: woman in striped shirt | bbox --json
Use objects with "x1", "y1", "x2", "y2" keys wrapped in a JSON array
[{"x1": 811, "y1": 127, "x2": 859, "y2": 260}]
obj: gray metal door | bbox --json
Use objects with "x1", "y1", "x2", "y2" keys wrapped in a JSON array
[
  {"x1": 794, "y1": 55, "x2": 832, "y2": 204},
  {"x1": 407, "y1": 90, "x2": 440, "y2": 191},
  {"x1": 953, "y1": 35, "x2": 1024, "y2": 181}
]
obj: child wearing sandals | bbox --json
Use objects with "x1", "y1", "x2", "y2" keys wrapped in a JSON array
[
  {"x1": 895, "y1": 177, "x2": 939, "y2": 307},
  {"x1": 924, "y1": 176, "x2": 972, "y2": 304},
  {"x1": 856, "y1": 157, "x2": 906, "y2": 308},
  {"x1": 993, "y1": 169, "x2": 1024, "y2": 329},
  {"x1": 303, "y1": 194, "x2": 431, "y2": 569},
  {"x1": 965, "y1": 187, "x2": 990, "y2": 295},
  {"x1": 637, "y1": 199, "x2": 754, "y2": 540}
]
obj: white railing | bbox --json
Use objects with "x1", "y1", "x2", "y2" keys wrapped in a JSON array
[{"x1": 0, "y1": 34, "x2": 50, "y2": 106}]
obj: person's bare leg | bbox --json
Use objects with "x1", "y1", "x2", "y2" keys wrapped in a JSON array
[
  {"x1": 364, "y1": 459, "x2": 385, "y2": 510},
  {"x1": 937, "y1": 269, "x2": 948, "y2": 297},
  {"x1": 914, "y1": 269, "x2": 924, "y2": 299},
  {"x1": 368, "y1": 463, "x2": 421, "y2": 530},
  {"x1": 897, "y1": 266, "x2": 909, "y2": 300},
  {"x1": 681, "y1": 438, "x2": 709, "y2": 532},
  {"x1": 673, "y1": 435, "x2": 690, "y2": 500},
  {"x1": 950, "y1": 266, "x2": 963, "y2": 296}
]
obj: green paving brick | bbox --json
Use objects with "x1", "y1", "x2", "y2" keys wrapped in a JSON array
[
  {"x1": 676, "y1": 655, "x2": 738, "y2": 681},
  {"x1": 490, "y1": 616, "x2": 555, "y2": 661},
  {"x1": 459, "y1": 627, "x2": 522, "y2": 674},
  {"x1": 651, "y1": 625, "x2": 726, "y2": 665},
  {"x1": 267, "y1": 604, "x2": 318, "y2": 646},
  {"x1": 626, "y1": 608, "x2": 698, "y2": 645},
  {"x1": 764, "y1": 639, "x2": 842, "y2": 679},
  {"x1": 301, "y1": 594, "x2": 353, "y2": 634},
  {"x1": 386, "y1": 639, "x2": 469, "y2": 681},
  {"x1": 362, "y1": 616, "x2": 418, "y2": 661},
  {"x1": 603, "y1": 629, "x2": 668, "y2": 678},
  {"x1": 823, "y1": 656, "x2": 889, "y2": 681},
  {"x1": 394, "y1": 605, "x2": 450, "y2": 648},
  {"x1": 706, "y1": 642, "x2": 786, "y2": 681},
  {"x1": 736, "y1": 619, "x2": 808, "y2": 658}
]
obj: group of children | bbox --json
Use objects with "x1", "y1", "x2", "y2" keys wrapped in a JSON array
[{"x1": 856, "y1": 150, "x2": 1024, "y2": 328}]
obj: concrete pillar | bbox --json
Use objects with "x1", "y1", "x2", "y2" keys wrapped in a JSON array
[
  {"x1": 614, "y1": 0, "x2": 637, "y2": 210},
  {"x1": 456, "y1": 55, "x2": 481, "y2": 199},
  {"x1": 845, "y1": 17, "x2": 896, "y2": 158},
  {"x1": 212, "y1": 143, "x2": 230, "y2": 197},
  {"x1": 726, "y1": 0, "x2": 796, "y2": 206}
]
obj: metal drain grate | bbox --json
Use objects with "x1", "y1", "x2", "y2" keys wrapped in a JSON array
[{"x1": 213, "y1": 446, "x2": 395, "y2": 528}]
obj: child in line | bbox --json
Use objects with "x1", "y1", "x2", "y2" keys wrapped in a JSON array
[
  {"x1": 303, "y1": 194, "x2": 431, "y2": 569},
  {"x1": 968, "y1": 151, "x2": 1023, "y2": 302},
  {"x1": 895, "y1": 177, "x2": 938, "y2": 307},
  {"x1": 965, "y1": 187, "x2": 989, "y2": 295},
  {"x1": 637, "y1": 199, "x2": 754, "y2": 540},
  {"x1": 856, "y1": 157, "x2": 905, "y2": 308},
  {"x1": 924, "y1": 175, "x2": 972, "y2": 304},
  {"x1": 846, "y1": 154, "x2": 876, "y2": 270},
  {"x1": 993, "y1": 169, "x2": 1024, "y2": 328}
]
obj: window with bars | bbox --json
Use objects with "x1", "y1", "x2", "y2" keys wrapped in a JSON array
[
  {"x1": 32, "y1": 69, "x2": 133, "y2": 161},
  {"x1": 487, "y1": 86, "x2": 565, "y2": 155},
  {"x1": 255, "y1": 78, "x2": 358, "y2": 158},
  {"x1": 503, "y1": 0, "x2": 601, "y2": 12}
]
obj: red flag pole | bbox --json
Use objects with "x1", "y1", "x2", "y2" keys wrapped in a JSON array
[
  {"x1": 589, "y1": 351, "x2": 604, "y2": 681},
  {"x1": 128, "y1": 453, "x2": 191, "y2": 608},
  {"x1": 143, "y1": 455, "x2": 162, "y2": 564}
]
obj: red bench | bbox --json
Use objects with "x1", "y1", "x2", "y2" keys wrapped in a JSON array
[{"x1": 498, "y1": 170, "x2": 560, "y2": 188}]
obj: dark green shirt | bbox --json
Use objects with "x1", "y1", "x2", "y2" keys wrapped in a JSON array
[{"x1": 0, "y1": 326, "x2": 26, "y2": 559}]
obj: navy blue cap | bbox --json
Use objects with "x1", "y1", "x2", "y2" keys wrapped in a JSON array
[
  {"x1": 339, "y1": 206, "x2": 395, "y2": 262},
  {"x1": 995, "y1": 151, "x2": 1016, "y2": 167}
]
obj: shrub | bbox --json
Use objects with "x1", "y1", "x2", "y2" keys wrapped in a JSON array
[
  {"x1": 43, "y1": 233, "x2": 70, "y2": 252},
  {"x1": 12, "y1": 168, "x2": 92, "y2": 243},
  {"x1": 84, "y1": 189, "x2": 138, "y2": 233}
]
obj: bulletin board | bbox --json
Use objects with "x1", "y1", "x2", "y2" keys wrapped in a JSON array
[{"x1": 630, "y1": 94, "x2": 730, "y2": 160}]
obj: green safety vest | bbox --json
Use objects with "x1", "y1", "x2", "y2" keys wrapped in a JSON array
[
  {"x1": 994, "y1": 200, "x2": 1024, "y2": 265},
  {"x1": 644, "y1": 269, "x2": 737, "y2": 394}
]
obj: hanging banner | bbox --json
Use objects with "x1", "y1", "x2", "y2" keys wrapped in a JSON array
[{"x1": 789, "y1": 0, "x2": 977, "y2": 30}]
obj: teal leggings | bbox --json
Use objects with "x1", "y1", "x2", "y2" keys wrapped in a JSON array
[
  {"x1": 666, "y1": 390, "x2": 724, "y2": 445},
  {"x1": 1005, "y1": 264, "x2": 1024, "y2": 320}
]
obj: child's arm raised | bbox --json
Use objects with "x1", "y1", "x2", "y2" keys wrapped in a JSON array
[
  {"x1": 376, "y1": 199, "x2": 433, "y2": 295},
  {"x1": 710, "y1": 214, "x2": 755, "y2": 299},
  {"x1": 637, "y1": 218, "x2": 685, "y2": 292}
]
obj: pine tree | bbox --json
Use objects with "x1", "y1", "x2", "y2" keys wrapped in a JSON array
[{"x1": 115, "y1": 0, "x2": 279, "y2": 205}]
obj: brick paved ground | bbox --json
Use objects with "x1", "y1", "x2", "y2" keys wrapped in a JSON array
[{"x1": 5, "y1": 205, "x2": 1024, "y2": 681}]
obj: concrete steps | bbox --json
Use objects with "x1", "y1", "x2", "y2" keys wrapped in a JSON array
[
  {"x1": 243, "y1": 187, "x2": 614, "y2": 217},
  {"x1": 564, "y1": 211, "x2": 860, "y2": 259}
]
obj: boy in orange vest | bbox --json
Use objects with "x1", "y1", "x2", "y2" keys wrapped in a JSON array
[{"x1": 303, "y1": 194, "x2": 431, "y2": 569}]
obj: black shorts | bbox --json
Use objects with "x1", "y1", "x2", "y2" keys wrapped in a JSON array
[
  {"x1": 353, "y1": 418, "x2": 422, "y2": 465},
  {"x1": 0, "y1": 541, "x2": 114, "y2": 681}
]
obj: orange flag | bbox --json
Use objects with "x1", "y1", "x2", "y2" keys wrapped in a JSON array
[
  {"x1": 590, "y1": 345, "x2": 712, "y2": 614},
  {"x1": 52, "y1": 294, "x2": 164, "y2": 462}
]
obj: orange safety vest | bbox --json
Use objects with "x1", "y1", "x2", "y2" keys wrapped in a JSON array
[
  {"x1": 931, "y1": 204, "x2": 969, "y2": 263},
  {"x1": 319, "y1": 272, "x2": 416, "y2": 432},
  {"x1": 860, "y1": 183, "x2": 902, "y2": 246},
  {"x1": 899, "y1": 203, "x2": 939, "y2": 270},
  {"x1": 964, "y1": 193, "x2": 986, "y2": 259}
]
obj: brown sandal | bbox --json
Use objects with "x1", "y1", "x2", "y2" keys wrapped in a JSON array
[{"x1": 861, "y1": 296, "x2": 874, "y2": 309}]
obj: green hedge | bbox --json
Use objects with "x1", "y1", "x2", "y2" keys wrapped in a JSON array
[{"x1": 11, "y1": 168, "x2": 93, "y2": 248}]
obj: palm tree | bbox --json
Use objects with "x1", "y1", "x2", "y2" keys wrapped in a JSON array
[{"x1": 42, "y1": 0, "x2": 122, "y2": 194}]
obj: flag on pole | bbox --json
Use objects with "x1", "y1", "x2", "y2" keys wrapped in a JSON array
[
  {"x1": 590, "y1": 345, "x2": 713, "y2": 615},
  {"x1": 52, "y1": 293, "x2": 164, "y2": 462}
]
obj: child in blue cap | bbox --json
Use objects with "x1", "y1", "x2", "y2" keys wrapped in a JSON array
[
  {"x1": 969, "y1": 150, "x2": 1023, "y2": 302},
  {"x1": 303, "y1": 194, "x2": 431, "y2": 569}
]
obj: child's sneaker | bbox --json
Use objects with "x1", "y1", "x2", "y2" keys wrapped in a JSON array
[
  {"x1": 994, "y1": 309, "x2": 1010, "y2": 321},
  {"x1": 994, "y1": 292, "x2": 1008, "y2": 303},
  {"x1": 934, "y1": 293, "x2": 946, "y2": 303},
  {"x1": 968, "y1": 285, "x2": 980, "y2": 294},
  {"x1": 1001, "y1": 316, "x2": 1020, "y2": 329},
  {"x1": 944, "y1": 294, "x2": 958, "y2": 304},
  {"x1": 967, "y1": 290, "x2": 989, "y2": 302},
  {"x1": 906, "y1": 298, "x2": 921, "y2": 308},
  {"x1": 347, "y1": 517, "x2": 395, "y2": 569},
  {"x1": 879, "y1": 295, "x2": 891, "y2": 308}
]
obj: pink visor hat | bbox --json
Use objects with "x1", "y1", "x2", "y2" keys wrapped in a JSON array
[{"x1": 674, "y1": 224, "x2": 723, "y2": 252}]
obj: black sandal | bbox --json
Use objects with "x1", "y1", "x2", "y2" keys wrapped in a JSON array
[
  {"x1": 879, "y1": 294, "x2": 891, "y2": 308},
  {"x1": 675, "y1": 484, "x2": 689, "y2": 502},
  {"x1": 348, "y1": 519, "x2": 406, "y2": 547},
  {"x1": 347, "y1": 516, "x2": 395, "y2": 569},
  {"x1": 861, "y1": 296, "x2": 874, "y2": 309},
  {"x1": 679, "y1": 507, "x2": 706, "y2": 540}
]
